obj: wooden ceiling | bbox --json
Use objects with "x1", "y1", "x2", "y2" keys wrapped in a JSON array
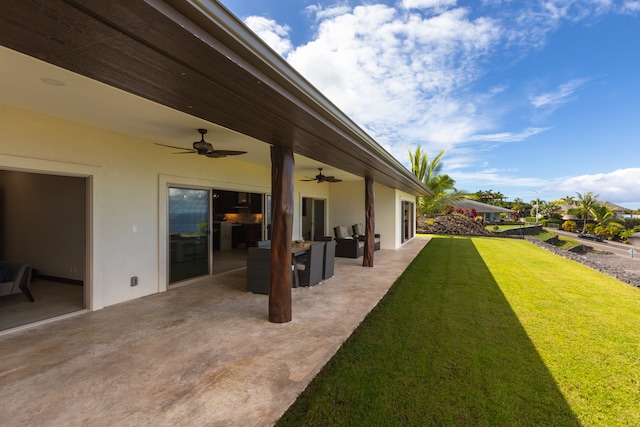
[{"x1": 0, "y1": 0, "x2": 429, "y2": 195}]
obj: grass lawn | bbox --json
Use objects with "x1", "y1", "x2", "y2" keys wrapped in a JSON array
[
  {"x1": 277, "y1": 236, "x2": 640, "y2": 426},
  {"x1": 485, "y1": 224, "x2": 523, "y2": 231}
]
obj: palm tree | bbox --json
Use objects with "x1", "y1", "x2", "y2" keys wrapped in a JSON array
[
  {"x1": 589, "y1": 204, "x2": 625, "y2": 239},
  {"x1": 511, "y1": 198, "x2": 524, "y2": 216},
  {"x1": 559, "y1": 195, "x2": 576, "y2": 205},
  {"x1": 492, "y1": 191, "x2": 506, "y2": 205},
  {"x1": 567, "y1": 192, "x2": 601, "y2": 233},
  {"x1": 408, "y1": 147, "x2": 445, "y2": 186},
  {"x1": 408, "y1": 147, "x2": 466, "y2": 215},
  {"x1": 408, "y1": 146, "x2": 429, "y2": 183}
]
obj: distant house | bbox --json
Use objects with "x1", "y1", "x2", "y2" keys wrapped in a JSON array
[
  {"x1": 451, "y1": 199, "x2": 514, "y2": 222},
  {"x1": 560, "y1": 202, "x2": 633, "y2": 220},
  {"x1": 603, "y1": 202, "x2": 634, "y2": 219}
]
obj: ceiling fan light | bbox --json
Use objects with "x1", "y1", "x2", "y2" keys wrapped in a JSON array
[{"x1": 193, "y1": 141, "x2": 212, "y2": 152}]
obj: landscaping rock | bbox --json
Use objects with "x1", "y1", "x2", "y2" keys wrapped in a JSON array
[
  {"x1": 419, "y1": 215, "x2": 492, "y2": 236},
  {"x1": 525, "y1": 236, "x2": 640, "y2": 288}
]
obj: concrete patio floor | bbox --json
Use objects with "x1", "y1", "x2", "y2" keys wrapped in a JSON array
[{"x1": 0, "y1": 237, "x2": 429, "y2": 426}]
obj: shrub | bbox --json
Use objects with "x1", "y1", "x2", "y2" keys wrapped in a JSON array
[{"x1": 562, "y1": 220, "x2": 577, "y2": 232}]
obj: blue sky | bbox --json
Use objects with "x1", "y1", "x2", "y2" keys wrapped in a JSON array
[{"x1": 220, "y1": 0, "x2": 640, "y2": 209}]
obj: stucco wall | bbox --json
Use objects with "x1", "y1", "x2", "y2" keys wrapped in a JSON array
[
  {"x1": 0, "y1": 105, "x2": 274, "y2": 309},
  {"x1": 327, "y1": 181, "x2": 416, "y2": 250},
  {"x1": 0, "y1": 104, "x2": 416, "y2": 310}
]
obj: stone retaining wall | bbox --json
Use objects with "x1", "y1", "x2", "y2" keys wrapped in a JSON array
[{"x1": 494, "y1": 225, "x2": 543, "y2": 237}]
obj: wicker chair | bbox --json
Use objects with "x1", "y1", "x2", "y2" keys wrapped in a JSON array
[
  {"x1": 333, "y1": 225, "x2": 364, "y2": 258},
  {"x1": 322, "y1": 239, "x2": 336, "y2": 279},
  {"x1": 295, "y1": 242, "x2": 325, "y2": 286},
  {"x1": 246, "y1": 247, "x2": 297, "y2": 294},
  {"x1": 352, "y1": 223, "x2": 381, "y2": 250}
]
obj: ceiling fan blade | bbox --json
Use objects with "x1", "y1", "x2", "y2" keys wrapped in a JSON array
[
  {"x1": 154, "y1": 142, "x2": 195, "y2": 152},
  {"x1": 325, "y1": 177, "x2": 342, "y2": 183},
  {"x1": 212, "y1": 150, "x2": 247, "y2": 156},
  {"x1": 301, "y1": 178, "x2": 316, "y2": 181},
  {"x1": 204, "y1": 152, "x2": 227, "y2": 158}
]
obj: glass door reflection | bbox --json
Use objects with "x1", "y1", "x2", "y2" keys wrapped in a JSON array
[{"x1": 169, "y1": 187, "x2": 210, "y2": 284}]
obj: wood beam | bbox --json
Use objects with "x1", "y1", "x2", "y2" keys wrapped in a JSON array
[
  {"x1": 269, "y1": 145, "x2": 294, "y2": 323},
  {"x1": 363, "y1": 177, "x2": 375, "y2": 267}
]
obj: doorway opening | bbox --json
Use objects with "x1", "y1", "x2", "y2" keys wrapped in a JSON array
[
  {"x1": 212, "y1": 190, "x2": 265, "y2": 275},
  {"x1": 301, "y1": 197, "x2": 326, "y2": 241},
  {"x1": 0, "y1": 170, "x2": 87, "y2": 332}
]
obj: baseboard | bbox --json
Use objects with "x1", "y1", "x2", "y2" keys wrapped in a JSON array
[{"x1": 35, "y1": 274, "x2": 84, "y2": 286}]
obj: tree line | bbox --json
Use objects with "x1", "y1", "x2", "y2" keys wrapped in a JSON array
[{"x1": 409, "y1": 146, "x2": 640, "y2": 242}]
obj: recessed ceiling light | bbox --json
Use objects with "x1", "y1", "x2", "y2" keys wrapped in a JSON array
[{"x1": 40, "y1": 77, "x2": 66, "y2": 86}]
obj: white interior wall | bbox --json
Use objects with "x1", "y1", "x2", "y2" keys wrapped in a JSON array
[{"x1": 0, "y1": 170, "x2": 85, "y2": 280}]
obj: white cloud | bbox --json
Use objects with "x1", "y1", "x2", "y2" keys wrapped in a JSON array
[
  {"x1": 286, "y1": 4, "x2": 502, "y2": 150},
  {"x1": 244, "y1": 16, "x2": 293, "y2": 56},
  {"x1": 467, "y1": 127, "x2": 551, "y2": 142},
  {"x1": 402, "y1": 0, "x2": 457, "y2": 10},
  {"x1": 551, "y1": 168, "x2": 640, "y2": 205},
  {"x1": 530, "y1": 78, "x2": 590, "y2": 108},
  {"x1": 305, "y1": 4, "x2": 352, "y2": 20},
  {"x1": 622, "y1": 1, "x2": 640, "y2": 12}
]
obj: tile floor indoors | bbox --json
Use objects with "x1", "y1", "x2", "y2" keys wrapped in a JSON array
[{"x1": 0, "y1": 237, "x2": 429, "y2": 426}]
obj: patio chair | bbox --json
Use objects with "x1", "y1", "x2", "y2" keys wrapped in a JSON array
[
  {"x1": 0, "y1": 261, "x2": 34, "y2": 302},
  {"x1": 333, "y1": 225, "x2": 364, "y2": 258},
  {"x1": 246, "y1": 247, "x2": 297, "y2": 294},
  {"x1": 352, "y1": 223, "x2": 381, "y2": 250},
  {"x1": 321, "y1": 239, "x2": 336, "y2": 279},
  {"x1": 295, "y1": 242, "x2": 325, "y2": 286}
]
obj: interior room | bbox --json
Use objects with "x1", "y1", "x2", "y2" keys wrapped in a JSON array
[{"x1": 0, "y1": 169, "x2": 86, "y2": 331}]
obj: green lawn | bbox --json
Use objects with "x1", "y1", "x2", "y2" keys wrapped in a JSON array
[
  {"x1": 486, "y1": 224, "x2": 523, "y2": 231},
  {"x1": 277, "y1": 236, "x2": 640, "y2": 426}
]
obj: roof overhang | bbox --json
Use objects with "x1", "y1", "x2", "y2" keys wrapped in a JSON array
[{"x1": 0, "y1": 0, "x2": 430, "y2": 196}]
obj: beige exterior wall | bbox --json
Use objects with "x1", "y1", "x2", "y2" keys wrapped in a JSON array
[
  {"x1": 0, "y1": 105, "x2": 274, "y2": 309},
  {"x1": 0, "y1": 104, "x2": 416, "y2": 311},
  {"x1": 327, "y1": 181, "x2": 416, "y2": 250}
]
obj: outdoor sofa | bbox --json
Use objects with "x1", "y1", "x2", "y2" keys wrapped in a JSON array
[{"x1": 352, "y1": 223, "x2": 381, "y2": 250}]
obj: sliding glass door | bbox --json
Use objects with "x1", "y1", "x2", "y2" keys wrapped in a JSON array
[
  {"x1": 402, "y1": 201, "x2": 415, "y2": 243},
  {"x1": 168, "y1": 187, "x2": 210, "y2": 284}
]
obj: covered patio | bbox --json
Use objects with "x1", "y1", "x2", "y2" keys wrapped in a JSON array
[
  {"x1": 0, "y1": 237, "x2": 429, "y2": 426},
  {"x1": 0, "y1": 0, "x2": 430, "y2": 328}
]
